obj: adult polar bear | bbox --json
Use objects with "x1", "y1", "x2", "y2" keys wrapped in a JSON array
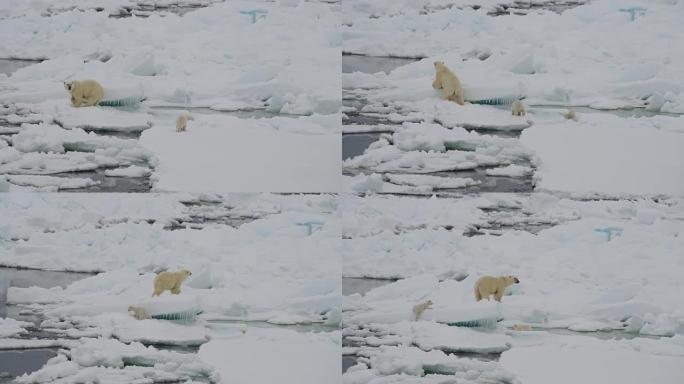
[
  {"x1": 474, "y1": 275, "x2": 520, "y2": 302},
  {"x1": 64, "y1": 79, "x2": 104, "y2": 107},
  {"x1": 152, "y1": 269, "x2": 192, "y2": 297},
  {"x1": 432, "y1": 61, "x2": 465, "y2": 105}
]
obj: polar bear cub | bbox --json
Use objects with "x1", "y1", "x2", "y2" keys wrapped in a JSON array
[
  {"x1": 152, "y1": 269, "x2": 192, "y2": 297},
  {"x1": 432, "y1": 61, "x2": 465, "y2": 105},
  {"x1": 412, "y1": 299, "x2": 433, "y2": 321},
  {"x1": 511, "y1": 323, "x2": 532, "y2": 331},
  {"x1": 176, "y1": 114, "x2": 194, "y2": 132},
  {"x1": 511, "y1": 100, "x2": 526, "y2": 116},
  {"x1": 474, "y1": 275, "x2": 520, "y2": 302},
  {"x1": 564, "y1": 109, "x2": 577, "y2": 121},
  {"x1": 128, "y1": 305, "x2": 151, "y2": 320},
  {"x1": 64, "y1": 80, "x2": 104, "y2": 107}
]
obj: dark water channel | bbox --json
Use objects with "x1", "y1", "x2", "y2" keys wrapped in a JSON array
[{"x1": 0, "y1": 267, "x2": 94, "y2": 381}]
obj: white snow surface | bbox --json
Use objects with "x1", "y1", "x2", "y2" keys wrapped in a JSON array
[
  {"x1": 2, "y1": 174, "x2": 99, "y2": 190},
  {"x1": 343, "y1": 0, "x2": 684, "y2": 112},
  {"x1": 521, "y1": 113, "x2": 684, "y2": 195},
  {"x1": 0, "y1": 122, "x2": 154, "y2": 178},
  {"x1": 140, "y1": 113, "x2": 341, "y2": 192},
  {"x1": 342, "y1": 193, "x2": 684, "y2": 335},
  {"x1": 0, "y1": 0, "x2": 342, "y2": 192},
  {"x1": 1, "y1": 193, "x2": 340, "y2": 327},
  {"x1": 0, "y1": 1, "x2": 340, "y2": 115},
  {"x1": 344, "y1": 122, "x2": 531, "y2": 175},
  {"x1": 15, "y1": 338, "x2": 220, "y2": 384},
  {"x1": 104, "y1": 165, "x2": 151, "y2": 177},
  {"x1": 0, "y1": 318, "x2": 32, "y2": 338},
  {"x1": 342, "y1": 193, "x2": 684, "y2": 383},
  {"x1": 500, "y1": 333, "x2": 684, "y2": 384},
  {"x1": 199, "y1": 328, "x2": 341, "y2": 384}
]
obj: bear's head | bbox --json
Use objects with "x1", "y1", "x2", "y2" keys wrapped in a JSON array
[
  {"x1": 179, "y1": 269, "x2": 192, "y2": 280},
  {"x1": 63, "y1": 81, "x2": 74, "y2": 91},
  {"x1": 506, "y1": 275, "x2": 520, "y2": 284},
  {"x1": 433, "y1": 61, "x2": 449, "y2": 74},
  {"x1": 425, "y1": 300, "x2": 433, "y2": 306}
]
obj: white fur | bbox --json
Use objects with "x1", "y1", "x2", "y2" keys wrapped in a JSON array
[
  {"x1": 432, "y1": 61, "x2": 465, "y2": 105},
  {"x1": 176, "y1": 114, "x2": 194, "y2": 132},
  {"x1": 412, "y1": 300, "x2": 433, "y2": 321},
  {"x1": 474, "y1": 275, "x2": 520, "y2": 302},
  {"x1": 511, "y1": 323, "x2": 532, "y2": 331},
  {"x1": 128, "y1": 305, "x2": 150, "y2": 320},
  {"x1": 512, "y1": 100, "x2": 526, "y2": 116},
  {"x1": 152, "y1": 269, "x2": 192, "y2": 296},
  {"x1": 64, "y1": 79, "x2": 104, "y2": 107}
]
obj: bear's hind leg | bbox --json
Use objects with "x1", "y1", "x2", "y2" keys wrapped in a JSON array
[
  {"x1": 475, "y1": 290, "x2": 482, "y2": 301},
  {"x1": 455, "y1": 90, "x2": 465, "y2": 106},
  {"x1": 84, "y1": 95, "x2": 98, "y2": 107},
  {"x1": 477, "y1": 286, "x2": 490, "y2": 301}
]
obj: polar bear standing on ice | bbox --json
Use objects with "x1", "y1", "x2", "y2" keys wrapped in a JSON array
[
  {"x1": 176, "y1": 114, "x2": 193, "y2": 132},
  {"x1": 412, "y1": 300, "x2": 433, "y2": 321},
  {"x1": 511, "y1": 100, "x2": 526, "y2": 116},
  {"x1": 474, "y1": 275, "x2": 520, "y2": 302},
  {"x1": 64, "y1": 80, "x2": 104, "y2": 107},
  {"x1": 152, "y1": 269, "x2": 192, "y2": 297},
  {"x1": 432, "y1": 61, "x2": 465, "y2": 105}
]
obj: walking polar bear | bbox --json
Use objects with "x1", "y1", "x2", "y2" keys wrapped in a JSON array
[
  {"x1": 474, "y1": 275, "x2": 520, "y2": 302},
  {"x1": 412, "y1": 300, "x2": 433, "y2": 321},
  {"x1": 152, "y1": 269, "x2": 192, "y2": 297},
  {"x1": 176, "y1": 114, "x2": 194, "y2": 132},
  {"x1": 432, "y1": 61, "x2": 465, "y2": 105},
  {"x1": 64, "y1": 79, "x2": 104, "y2": 107}
]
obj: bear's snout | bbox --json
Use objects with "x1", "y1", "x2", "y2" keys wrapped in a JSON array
[{"x1": 514, "y1": 277, "x2": 520, "y2": 283}]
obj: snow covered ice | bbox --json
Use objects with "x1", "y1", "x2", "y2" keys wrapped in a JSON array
[
  {"x1": 340, "y1": 1, "x2": 684, "y2": 382},
  {"x1": 0, "y1": 193, "x2": 341, "y2": 383},
  {"x1": 0, "y1": 0, "x2": 342, "y2": 192},
  {"x1": 341, "y1": 193, "x2": 684, "y2": 383},
  {"x1": 342, "y1": 0, "x2": 684, "y2": 196},
  {"x1": 2, "y1": 0, "x2": 684, "y2": 382}
]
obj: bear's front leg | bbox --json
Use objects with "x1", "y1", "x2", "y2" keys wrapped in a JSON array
[
  {"x1": 71, "y1": 96, "x2": 80, "y2": 107},
  {"x1": 171, "y1": 285, "x2": 181, "y2": 295},
  {"x1": 432, "y1": 78, "x2": 442, "y2": 89},
  {"x1": 494, "y1": 290, "x2": 503, "y2": 302}
]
